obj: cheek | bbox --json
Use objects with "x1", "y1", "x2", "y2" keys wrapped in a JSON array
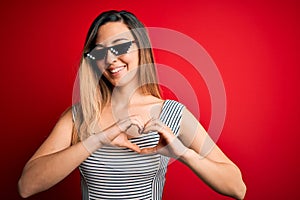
[
  {"x1": 124, "y1": 51, "x2": 139, "y2": 66},
  {"x1": 96, "y1": 61, "x2": 106, "y2": 72}
]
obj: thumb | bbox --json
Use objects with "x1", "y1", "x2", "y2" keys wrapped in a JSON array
[{"x1": 123, "y1": 140, "x2": 141, "y2": 153}]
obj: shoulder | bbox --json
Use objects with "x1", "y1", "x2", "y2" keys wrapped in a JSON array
[
  {"x1": 161, "y1": 99, "x2": 186, "y2": 117},
  {"x1": 48, "y1": 106, "x2": 74, "y2": 140},
  {"x1": 51, "y1": 107, "x2": 74, "y2": 138},
  {"x1": 61, "y1": 106, "x2": 73, "y2": 118},
  {"x1": 158, "y1": 100, "x2": 202, "y2": 138},
  {"x1": 164, "y1": 99, "x2": 185, "y2": 109},
  {"x1": 59, "y1": 106, "x2": 74, "y2": 123},
  {"x1": 159, "y1": 99, "x2": 186, "y2": 135},
  {"x1": 27, "y1": 107, "x2": 75, "y2": 162},
  {"x1": 50, "y1": 106, "x2": 74, "y2": 142}
]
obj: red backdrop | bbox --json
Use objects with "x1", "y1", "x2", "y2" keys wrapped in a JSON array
[{"x1": 1, "y1": 0, "x2": 299, "y2": 199}]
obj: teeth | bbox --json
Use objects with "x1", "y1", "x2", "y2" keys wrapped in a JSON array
[{"x1": 110, "y1": 66, "x2": 125, "y2": 73}]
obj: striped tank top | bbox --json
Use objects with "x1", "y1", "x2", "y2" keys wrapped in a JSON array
[{"x1": 75, "y1": 100, "x2": 184, "y2": 200}]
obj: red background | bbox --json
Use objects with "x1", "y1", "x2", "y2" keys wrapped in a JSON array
[{"x1": 1, "y1": 0, "x2": 299, "y2": 199}]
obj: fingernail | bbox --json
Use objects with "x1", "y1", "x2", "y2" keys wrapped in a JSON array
[{"x1": 138, "y1": 126, "x2": 143, "y2": 134}]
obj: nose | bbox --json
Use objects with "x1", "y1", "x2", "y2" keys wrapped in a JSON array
[{"x1": 105, "y1": 49, "x2": 117, "y2": 64}]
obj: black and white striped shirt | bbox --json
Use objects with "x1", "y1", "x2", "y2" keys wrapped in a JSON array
[{"x1": 77, "y1": 100, "x2": 184, "y2": 200}]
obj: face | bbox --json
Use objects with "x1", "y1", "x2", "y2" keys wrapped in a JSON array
[{"x1": 93, "y1": 22, "x2": 139, "y2": 87}]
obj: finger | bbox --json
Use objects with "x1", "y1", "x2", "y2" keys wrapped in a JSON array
[
  {"x1": 126, "y1": 115, "x2": 144, "y2": 127},
  {"x1": 128, "y1": 119, "x2": 144, "y2": 133},
  {"x1": 146, "y1": 118, "x2": 165, "y2": 127},
  {"x1": 97, "y1": 126, "x2": 124, "y2": 143},
  {"x1": 143, "y1": 121, "x2": 166, "y2": 134},
  {"x1": 118, "y1": 116, "x2": 144, "y2": 132},
  {"x1": 123, "y1": 141, "x2": 141, "y2": 153},
  {"x1": 125, "y1": 125, "x2": 141, "y2": 137},
  {"x1": 130, "y1": 115, "x2": 144, "y2": 127},
  {"x1": 140, "y1": 146, "x2": 158, "y2": 154},
  {"x1": 144, "y1": 117, "x2": 154, "y2": 126}
]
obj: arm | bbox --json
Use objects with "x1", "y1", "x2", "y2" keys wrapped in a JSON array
[
  {"x1": 18, "y1": 108, "x2": 90, "y2": 198},
  {"x1": 141, "y1": 108, "x2": 246, "y2": 199},
  {"x1": 18, "y1": 108, "x2": 143, "y2": 198},
  {"x1": 179, "y1": 108, "x2": 246, "y2": 199}
]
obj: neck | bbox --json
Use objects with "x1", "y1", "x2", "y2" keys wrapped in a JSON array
[{"x1": 110, "y1": 78, "x2": 144, "y2": 108}]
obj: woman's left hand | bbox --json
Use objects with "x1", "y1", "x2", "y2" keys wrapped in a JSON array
[{"x1": 140, "y1": 118, "x2": 187, "y2": 158}]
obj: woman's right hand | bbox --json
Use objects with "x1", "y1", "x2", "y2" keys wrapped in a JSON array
[{"x1": 82, "y1": 115, "x2": 144, "y2": 154}]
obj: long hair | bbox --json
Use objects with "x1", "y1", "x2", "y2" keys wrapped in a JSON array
[{"x1": 73, "y1": 10, "x2": 161, "y2": 142}]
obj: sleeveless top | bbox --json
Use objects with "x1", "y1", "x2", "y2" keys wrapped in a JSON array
[{"x1": 73, "y1": 100, "x2": 185, "y2": 200}]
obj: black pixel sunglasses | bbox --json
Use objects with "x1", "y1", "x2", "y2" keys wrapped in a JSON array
[{"x1": 85, "y1": 41, "x2": 135, "y2": 61}]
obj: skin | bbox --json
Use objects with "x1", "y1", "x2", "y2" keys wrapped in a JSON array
[{"x1": 18, "y1": 22, "x2": 246, "y2": 199}]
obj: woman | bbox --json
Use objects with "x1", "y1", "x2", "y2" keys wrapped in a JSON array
[{"x1": 18, "y1": 10, "x2": 246, "y2": 199}]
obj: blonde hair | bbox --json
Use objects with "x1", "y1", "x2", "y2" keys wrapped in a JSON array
[{"x1": 72, "y1": 10, "x2": 161, "y2": 143}]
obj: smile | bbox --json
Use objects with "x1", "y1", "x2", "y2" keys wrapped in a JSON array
[{"x1": 109, "y1": 65, "x2": 126, "y2": 74}]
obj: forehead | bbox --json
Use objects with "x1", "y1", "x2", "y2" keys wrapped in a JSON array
[{"x1": 96, "y1": 22, "x2": 133, "y2": 44}]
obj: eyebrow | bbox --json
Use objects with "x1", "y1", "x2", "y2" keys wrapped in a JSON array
[{"x1": 95, "y1": 38, "x2": 130, "y2": 47}]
